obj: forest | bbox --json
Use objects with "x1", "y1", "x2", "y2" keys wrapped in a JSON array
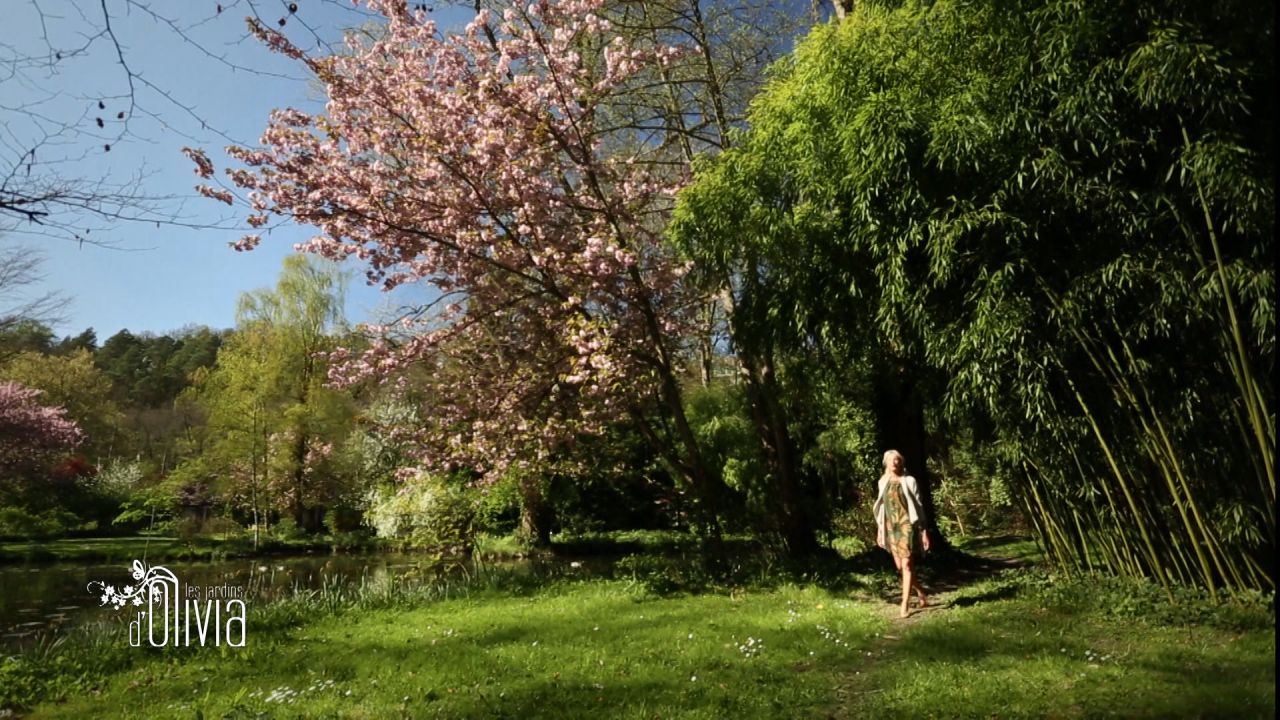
[{"x1": 0, "y1": 0, "x2": 1273, "y2": 717}]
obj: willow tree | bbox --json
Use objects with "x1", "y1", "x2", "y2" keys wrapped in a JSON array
[
  {"x1": 181, "y1": 255, "x2": 353, "y2": 542},
  {"x1": 672, "y1": 0, "x2": 1274, "y2": 592}
]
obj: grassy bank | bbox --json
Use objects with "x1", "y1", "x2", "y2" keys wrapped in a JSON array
[
  {"x1": 3, "y1": 536, "x2": 1273, "y2": 718},
  {"x1": 0, "y1": 534, "x2": 383, "y2": 565},
  {"x1": 0, "y1": 528, "x2": 731, "y2": 566}
]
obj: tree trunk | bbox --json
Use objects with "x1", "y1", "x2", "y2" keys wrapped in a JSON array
[
  {"x1": 721, "y1": 269, "x2": 819, "y2": 557},
  {"x1": 517, "y1": 474, "x2": 553, "y2": 547},
  {"x1": 737, "y1": 347, "x2": 820, "y2": 556},
  {"x1": 699, "y1": 301, "x2": 715, "y2": 387},
  {"x1": 875, "y1": 361, "x2": 947, "y2": 549},
  {"x1": 291, "y1": 428, "x2": 309, "y2": 530}
]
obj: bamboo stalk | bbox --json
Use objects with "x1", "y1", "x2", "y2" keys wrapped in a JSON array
[
  {"x1": 1184, "y1": 127, "x2": 1275, "y2": 504},
  {"x1": 1070, "y1": 508, "x2": 1095, "y2": 572},
  {"x1": 1067, "y1": 380, "x2": 1171, "y2": 598},
  {"x1": 1022, "y1": 460, "x2": 1076, "y2": 571}
]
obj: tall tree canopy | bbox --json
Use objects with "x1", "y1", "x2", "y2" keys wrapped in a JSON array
[
  {"x1": 672, "y1": 0, "x2": 1274, "y2": 591},
  {"x1": 180, "y1": 255, "x2": 353, "y2": 538}
]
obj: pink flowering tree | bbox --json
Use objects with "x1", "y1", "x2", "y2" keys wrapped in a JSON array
[
  {"x1": 189, "y1": 1, "x2": 724, "y2": 533},
  {"x1": 0, "y1": 380, "x2": 84, "y2": 493}
]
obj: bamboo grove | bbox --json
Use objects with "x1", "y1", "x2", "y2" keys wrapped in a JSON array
[{"x1": 671, "y1": 0, "x2": 1274, "y2": 595}]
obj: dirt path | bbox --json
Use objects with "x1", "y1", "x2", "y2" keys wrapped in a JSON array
[{"x1": 874, "y1": 549, "x2": 1029, "y2": 622}]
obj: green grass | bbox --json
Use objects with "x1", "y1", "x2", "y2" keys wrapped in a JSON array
[
  {"x1": 840, "y1": 570, "x2": 1274, "y2": 718},
  {"x1": 6, "y1": 536, "x2": 1275, "y2": 719},
  {"x1": 472, "y1": 532, "x2": 541, "y2": 559},
  {"x1": 950, "y1": 533, "x2": 1046, "y2": 565},
  {"x1": 25, "y1": 580, "x2": 884, "y2": 719}
]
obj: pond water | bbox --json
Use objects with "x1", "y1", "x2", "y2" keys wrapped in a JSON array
[{"x1": 0, "y1": 553, "x2": 572, "y2": 650}]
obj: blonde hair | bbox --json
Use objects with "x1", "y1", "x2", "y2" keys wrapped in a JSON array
[{"x1": 879, "y1": 449, "x2": 905, "y2": 485}]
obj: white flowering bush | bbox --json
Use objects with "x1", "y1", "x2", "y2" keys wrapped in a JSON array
[
  {"x1": 363, "y1": 474, "x2": 477, "y2": 553},
  {"x1": 93, "y1": 458, "x2": 145, "y2": 500}
]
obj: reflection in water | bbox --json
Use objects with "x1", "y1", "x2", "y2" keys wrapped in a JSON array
[{"x1": 0, "y1": 554, "x2": 544, "y2": 650}]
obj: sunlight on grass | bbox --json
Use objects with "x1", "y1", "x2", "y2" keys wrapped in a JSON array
[
  {"x1": 11, "y1": 538, "x2": 1274, "y2": 719},
  {"x1": 838, "y1": 571, "x2": 1275, "y2": 718},
  {"x1": 29, "y1": 581, "x2": 887, "y2": 719}
]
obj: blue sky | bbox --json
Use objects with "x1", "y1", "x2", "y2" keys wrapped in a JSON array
[{"x1": 1, "y1": 1, "x2": 472, "y2": 340}]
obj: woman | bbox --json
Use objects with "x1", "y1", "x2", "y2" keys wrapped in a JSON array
[{"x1": 873, "y1": 449, "x2": 931, "y2": 618}]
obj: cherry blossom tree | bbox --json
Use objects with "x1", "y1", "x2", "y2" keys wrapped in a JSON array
[
  {"x1": 0, "y1": 380, "x2": 83, "y2": 486},
  {"x1": 190, "y1": 0, "x2": 727, "y2": 534}
]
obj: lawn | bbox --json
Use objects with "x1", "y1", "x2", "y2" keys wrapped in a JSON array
[
  {"x1": 8, "y1": 536, "x2": 1275, "y2": 719},
  {"x1": 25, "y1": 581, "x2": 884, "y2": 719}
]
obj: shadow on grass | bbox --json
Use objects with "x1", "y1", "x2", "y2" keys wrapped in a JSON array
[
  {"x1": 581, "y1": 533, "x2": 1036, "y2": 604},
  {"x1": 824, "y1": 543, "x2": 1032, "y2": 609},
  {"x1": 950, "y1": 534, "x2": 1031, "y2": 553},
  {"x1": 945, "y1": 583, "x2": 1021, "y2": 608},
  {"x1": 835, "y1": 594, "x2": 1277, "y2": 719}
]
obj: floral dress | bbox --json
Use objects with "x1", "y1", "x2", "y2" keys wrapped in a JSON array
[{"x1": 883, "y1": 477, "x2": 916, "y2": 561}]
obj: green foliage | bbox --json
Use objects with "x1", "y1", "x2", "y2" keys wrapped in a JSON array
[
  {"x1": 531, "y1": 415, "x2": 683, "y2": 536},
  {"x1": 269, "y1": 517, "x2": 307, "y2": 542},
  {"x1": 931, "y1": 431, "x2": 1026, "y2": 537},
  {"x1": 6, "y1": 533, "x2": 1274, "y2": 718},
  {"x1": 363, "y1": 476, "x2": 478, "y2": 553},
  {"x1": 0, "y1": 623, "x2": 134, "y2": 713},
  {"x1": 0, "y1": 506, "x2": 81, "y2": 539},
  {"x1": 174, "y1": 255, "x2": 356, "y2": 535},
  {"x1": 683, "y1": 384, "x2": 765, "y2": 529},
  {"x1": 0, "y1": 319, "x2": 56, "y2": 359},
  {"x1": 94, "y1": 326, "x2": 224, "y2": 408},
  {"x1": 829, "y1": 506, "x2": 877, "y2": 554},
  {"x1": 474, "y1": 471, "x2": 520, "y2": 533},
  {"x1": 672, "y1": 0, "x2": 1274, "y2": 591},
  {"x1": 111, "y1": 480, "x2": 177, "y2": 531},
  {"x1": 0, "y1": 348, "x2": 120, "y2": 460},
  {"x1": 92, "y1": 458, "x2": 144, "y2": 501},
  {"x1": 1029, "y1": 570, "x2": 1275, "y2": 631},
  {"x1": 848, "y1": 568, "x2": 1274, "y2": 718}
]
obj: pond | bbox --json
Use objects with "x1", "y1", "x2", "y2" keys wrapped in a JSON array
[{"x1": 0, "y1": 552, "x2": 578, "y2": 651}]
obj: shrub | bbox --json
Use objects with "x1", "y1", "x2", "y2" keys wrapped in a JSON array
[
  {"x1": 363, "y1": 475, "x2": 478, "y2": 553},
  {"x1": 271, "y1": 517, "x2": 307, "y2": 542},
  {"x1": 0, "y1": 506, "x2": 81, "y2": 539},
  {"x1": 201, "y1": 516, "x2": 243, "y2": 538}
]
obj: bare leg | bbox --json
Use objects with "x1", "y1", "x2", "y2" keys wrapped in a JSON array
[{"x1": 900, "y1": 557, "x2": 913, "y2": 617}]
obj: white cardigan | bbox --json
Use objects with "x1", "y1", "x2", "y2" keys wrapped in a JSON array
[{"x1": 873, "y1": 474, "x2": 926, "y2": 549}]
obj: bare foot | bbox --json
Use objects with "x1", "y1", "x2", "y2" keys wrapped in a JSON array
[
  {"x1": 917, "y1": 594, "x2": 928, "y2": 609},
  {"x1": 899, "y1": 606, "x2": 911, "y2": 619}
]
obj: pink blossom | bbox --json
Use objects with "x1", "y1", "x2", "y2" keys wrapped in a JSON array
[
  {"x1": 0, "y1": 381, "x2": 84, "y2": 468},
  {"x1": 195, "y1": 0, "x2": 703, "y2": 484}
]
